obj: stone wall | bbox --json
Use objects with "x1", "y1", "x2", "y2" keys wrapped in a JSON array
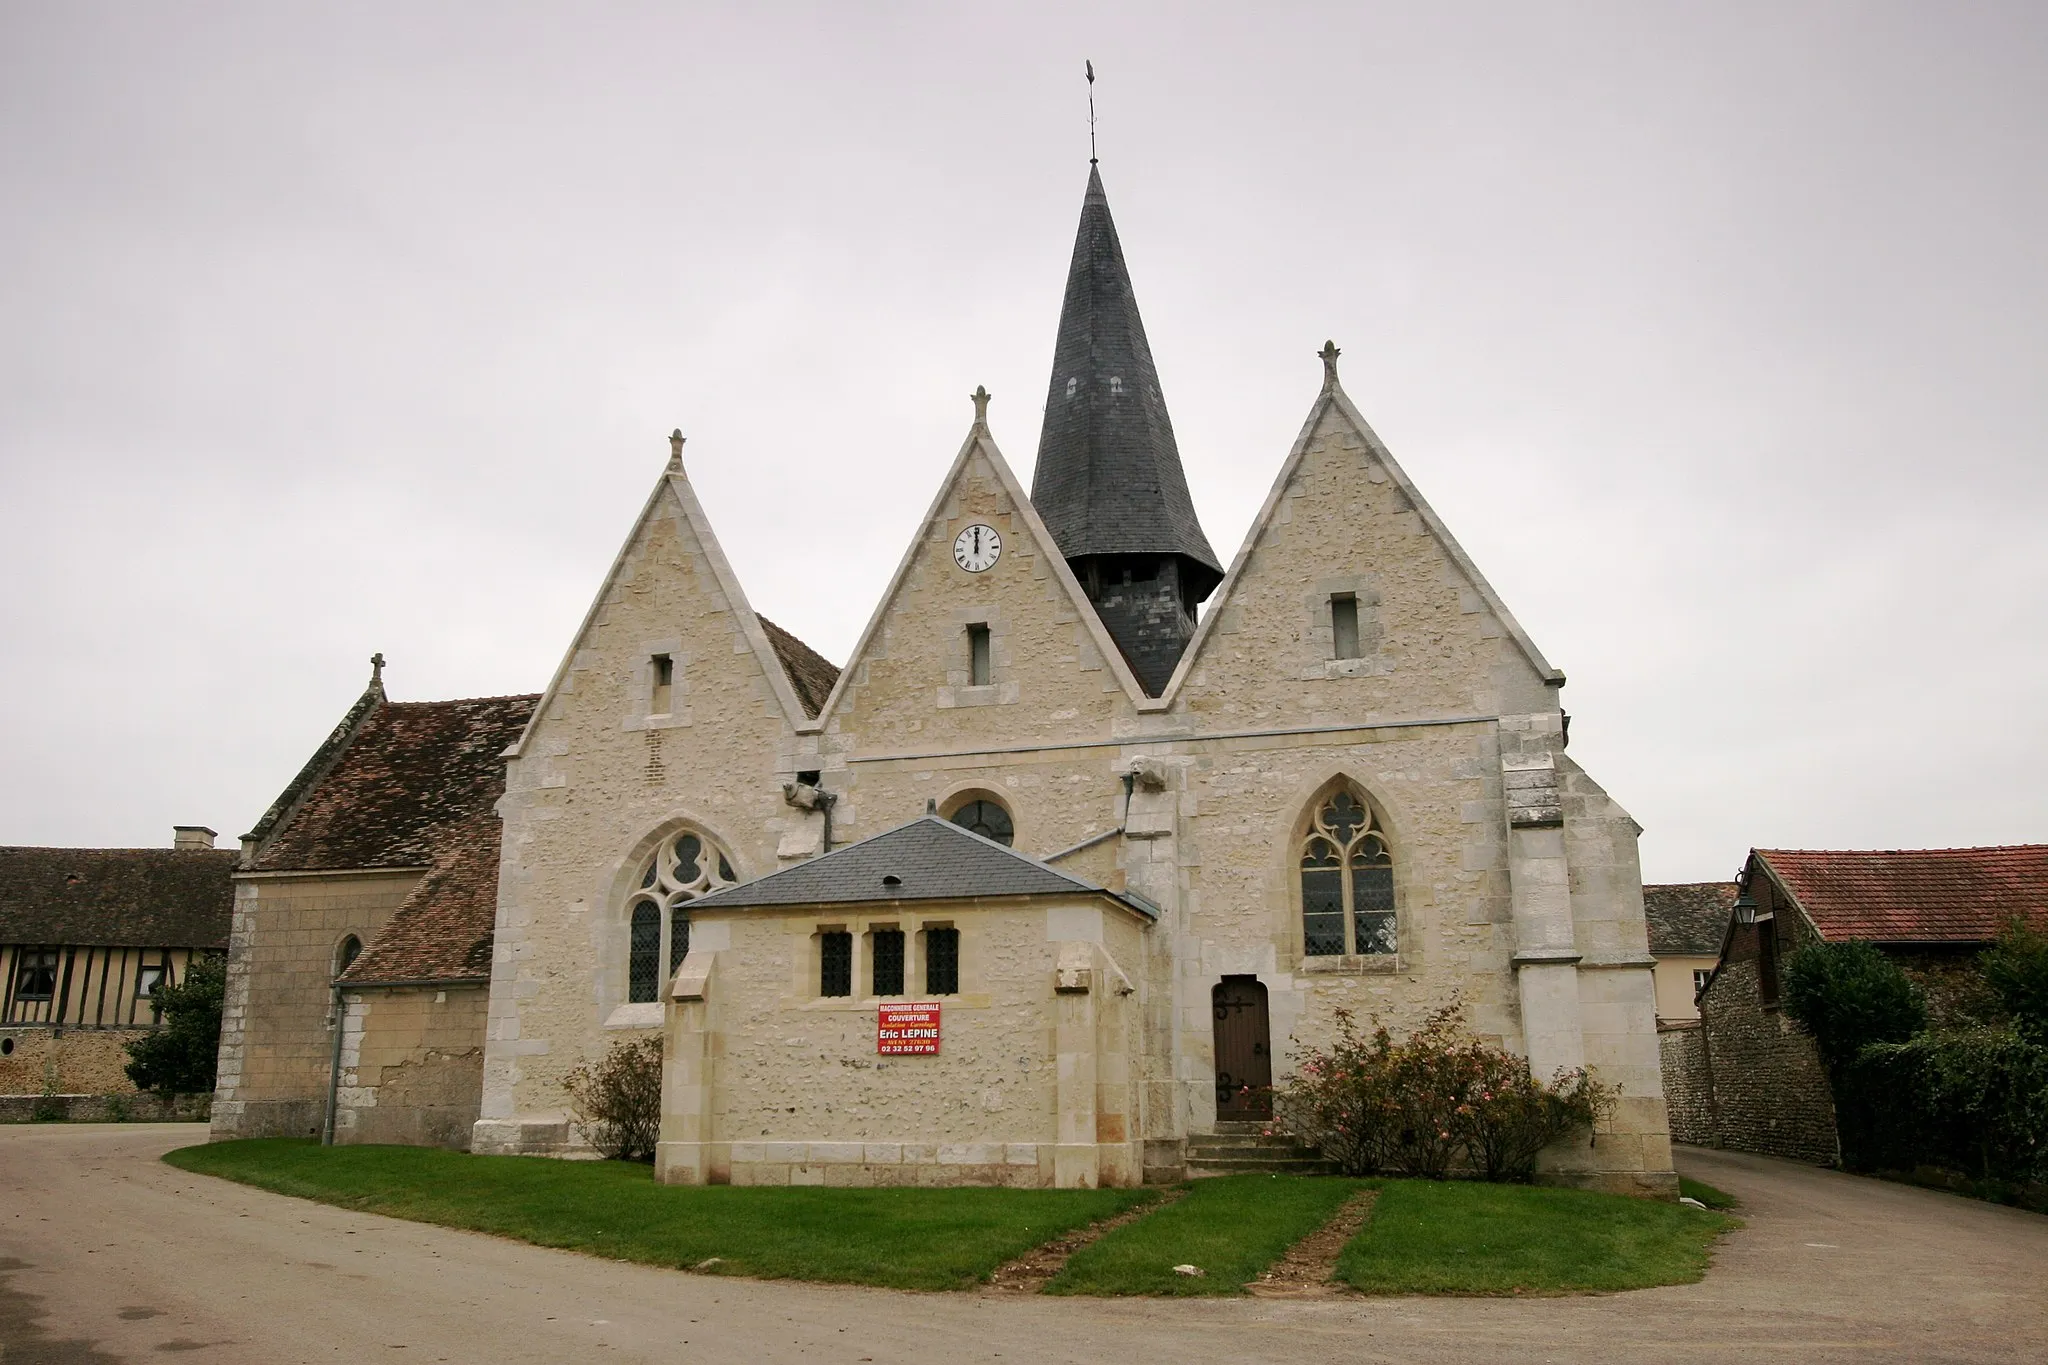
[
  {"x1": 0, "y1": 1092, "x2": 210, "y2": 1123},
  {"x1": 0, "y1": 1026, "x2": 151, "y2": 1095},
  {"x1": 657, "y1": 893, "x2": 1161, "y2": 1188},
  {"x1": 1658, "y1": 1022, "x2": 1715, "y2": 1145},
  {"x1": 212, "y1": 870, "x2": 421, "y2": 1141},
  {"x1": 1695, "y1": 932, "x2": 1839, "y2": 1165},
  {"x1": 336, "y1": 984, "x2": 488, "y2": 1149}
]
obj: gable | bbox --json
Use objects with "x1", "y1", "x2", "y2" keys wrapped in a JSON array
[
  {"x1": 817, "y1": 423, "x2": 1146, "y2": 754},
  {"x1": 512, "y1": 458, "x2": 825, "y2": 759},
  {"x1": 1160, "y1": 380, "x2": 1562, "y2": 719}
]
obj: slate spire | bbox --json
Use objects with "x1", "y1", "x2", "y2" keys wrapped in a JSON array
[{"x1": 1030, "y1": 165, "x2": 1222, "y2": 695}]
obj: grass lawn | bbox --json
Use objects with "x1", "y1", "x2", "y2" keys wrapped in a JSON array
[
  {"x1": 1680, "y1": 1176, "x2": 1739, "y2": 1210},
  {"x1": 165, "y1": 1139, "x2": 1153, "y2": 1291},
  {"x1": 1337, "y1": 1179, "x2": 1737, "y2": 1295},
  {"x1": 1044, "y1": 1173, "x2": 1371, "y2": 1296}
]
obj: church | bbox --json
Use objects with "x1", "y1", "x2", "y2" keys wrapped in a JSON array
[{"x1": 210, "y1": 162, "x2": 1676, "y2": 1196}]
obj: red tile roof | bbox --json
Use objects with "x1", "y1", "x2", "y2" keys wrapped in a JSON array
[
  {"x1": 250, "y1": 694, "x2": 537, "y2": 872},
  {"x1": 758, "y1": 616, "x2": 841, "y2": 718},
  {"x1": 341, "y1": 813, "x2": 500, "y2": 984},
  {"x1": 1758, "y1": 846, "x2": 2048, "y2": 944}
]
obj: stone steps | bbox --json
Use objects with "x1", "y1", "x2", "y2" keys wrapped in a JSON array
[{"x1": 1185, "y1": 1125, "x2": 1339, "y2": 1177}]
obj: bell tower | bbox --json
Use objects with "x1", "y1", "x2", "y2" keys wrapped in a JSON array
[{"x1": 1029, "y1": 166, "x2": 1223, "y2": 696}]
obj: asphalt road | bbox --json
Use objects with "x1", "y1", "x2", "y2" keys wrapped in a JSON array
[{"x1": 2, "y1": 1124, "x2": 2044, "y2": 1363}]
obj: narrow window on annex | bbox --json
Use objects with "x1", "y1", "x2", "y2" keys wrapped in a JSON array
[
  {"x1": 924, "y1": 927, "x2": 959, "y2": 995},
  {"x1": 871, "y1": 929, "x2": 905, "y2": 997},
  {"x1": 820, "y1": 931, "x2": 853, "y2": 998}
]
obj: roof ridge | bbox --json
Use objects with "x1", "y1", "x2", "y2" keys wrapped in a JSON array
[
  {"x1": 1760, "y1": 844, "x2": 2048, "y2": 857},
  {"x1": 381, "y1": 692, "x2": 545, "y2": 708}
]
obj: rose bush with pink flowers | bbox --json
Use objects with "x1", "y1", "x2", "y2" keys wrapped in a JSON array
[{"x1": 1272, "y1": 1003, "x2": 1612, "y2": 1181}]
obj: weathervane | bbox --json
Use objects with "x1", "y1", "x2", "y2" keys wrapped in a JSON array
[{"x1": 1086, "y1": 60, "x2": 1097, "y2": 165}]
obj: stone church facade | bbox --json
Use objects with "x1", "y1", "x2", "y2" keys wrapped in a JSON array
[{"x1": 215, "y1": 164, "x2": 1674, "y2": 1196}]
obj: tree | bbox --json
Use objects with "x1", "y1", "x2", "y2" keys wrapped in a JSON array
[
  {"x1": 1782, "y1": 940, "x2": 1926, "y2": 1078},
  {"x1": 1979, "y1": 919, "x2": 2048, "y2": 1041},
  {"x1": 124, "y1": 954, "x2": 226, "y2": 1097}
]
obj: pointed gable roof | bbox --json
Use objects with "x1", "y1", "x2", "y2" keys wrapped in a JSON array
[
  {"x1": 1030, "y1": 165, "x2": 1220, "y2": 582},
  {"x1": 687, "y1": 813, "x2": 1155, "y2": 916},
  {"x1": 1143, "y1": 360, "x2": 1565, "y2": 709}
]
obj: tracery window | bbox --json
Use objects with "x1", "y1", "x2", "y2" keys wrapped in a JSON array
[
  {"x1": 948, "y1": 799, "x2": 1014, "y2": 847},
  {"x1": 1300, "y1": 788, "x2": 1396, "y2": 957},
  {"x1": 627, "y1": 830, "x2": 737, "y2": 1003}
]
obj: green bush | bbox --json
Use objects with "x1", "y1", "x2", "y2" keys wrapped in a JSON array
[
  {"x1": 562, "y1": 1035, "x2": 663, "y2": 1161},
  {"x1": 1273, "y1": 1003, "x2": 1611, "y2": 1181},
  {"x1": 124, "y1": 954, "x2": 226, "y2": 1097},
  {"x1": 1980, "y1": 919, "x2": 2048, "y2": 1041},
  {"x1": 1839, "y1": 1027, "x2": 2048, "y2": 1183},
  {"x1": 1781, "y1": 940, "x2": 1926, "y2": 1077}
]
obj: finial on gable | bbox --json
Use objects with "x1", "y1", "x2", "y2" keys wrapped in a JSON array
[
  {"x1": 926, "y1": 797, "x2": 938, "y2": 815},
  {"x1": 1319, "y1": 340, "x2": 1341, "y2": 393},
  {"x1": 370, "y1": 652, "x2": 385, "y2": 687},
  {"x1": 668, "y1": 429, "x2": 685, "y2": 472},
  {"x1": 970, "y1": 385, "x2": 991, "y2": 430}
]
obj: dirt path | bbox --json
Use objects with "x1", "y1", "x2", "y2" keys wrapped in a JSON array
[
  {"x1": 4, "y1": 1127, "x2": 2046, "y2": 1363},
  {"x1": 1247, "y1": 1188, "x2": 1377, "y2": 1297},
  {"x1": 984, "y1": 1187, "x2": 1187, "y2": 1293}
]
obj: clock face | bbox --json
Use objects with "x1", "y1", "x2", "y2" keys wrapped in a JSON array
[{"x1": 953, "y1": 523, "x2": 1001, "y2": 573}]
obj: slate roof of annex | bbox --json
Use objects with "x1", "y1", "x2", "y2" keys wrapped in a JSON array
[
  {"x1": 1758, "y1": 845, "x2": 2048, "y2": 944},
  {"x1": 250, "y1": 694, "x2": 539, "y2": 872},
  {"x1": 1643, "y1": 882, "x2": 1736, "y2": 957},
  {"x1": 688, "y1": 814, "x2": 1156, "y2": 916},
  {"x1": 0, "y1": 847, "x2": 235, "y2": 949}
]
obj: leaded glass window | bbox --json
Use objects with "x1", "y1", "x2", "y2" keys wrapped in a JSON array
[
  {"x1": 948, "y1": 799, "x2": 1014, "y2": 847},
  {"x1": 820, "y1": 931, "x2": 852, "y2": 998},
  {"x1": 1300, "y1": 789, "x2": 1397, "y2": 957},
  {"x1": 626, "y1": 829, "x2": 737, "y2": 1003},
  {"x1": 925, "y1": 927, "x2": 959, "y2": 995},
  {"x1": 871, "y1": 929, "x2": 905, "y2": 997}
]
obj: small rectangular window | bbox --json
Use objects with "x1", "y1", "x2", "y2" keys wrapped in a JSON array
[
  {"x1": 871, "y1": 929, "x2": 905, "y2": 997},
  {"x1": 820, "y1": 931, "x2": 852, "y2": 998},
  {"x1": 1757, "y1": 920, "x2": 1781, "y2": 1007},
  {"x1": 1331, "y1": 594, "x2": 1360, "y2": 660},
  {"x1": 16, "y1": 950, "x2": 58, "y2": 1001},
  {"x1": 925, "y1": 927, "x2": 959, "y2": 996},
  {"x1": 136, "y1": 959, "x2": 167, "y2": 999},
  {"x1": 967, "y1": 624, "x2": 992, "y2": 687},
  {"x1": 650, "y1": 654, "x2": 674, "y2": 714},
  {"x1": 1693, "y1": 969, "x2": 1712, "y2": 997}
]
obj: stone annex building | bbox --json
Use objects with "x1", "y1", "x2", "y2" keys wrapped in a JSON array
[{"x1": 212, "y1": 164, "x2": 1676, "y2": 1195}]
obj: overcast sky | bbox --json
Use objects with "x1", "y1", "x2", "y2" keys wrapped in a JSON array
[{"x1": 3, "y1": 3, "x2": 2044, "y2": 882}]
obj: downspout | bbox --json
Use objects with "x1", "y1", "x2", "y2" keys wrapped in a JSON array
[
  {"x1": 1043, "y1": 771, "x2": 1137, "y2": 863},
  {"x1": 321, "y1": 982, "x2": 344, "y2": 1146},
  {"x1": 820, "y1": 789, "x2": 836, "y2": 855}
]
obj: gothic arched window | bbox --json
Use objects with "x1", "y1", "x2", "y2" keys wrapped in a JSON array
[
  {"x1": 947, "y1": 798, "x2": 1014, "y2": 847},
  {"x1": 1300, "y1": 789, "x2": 1396, "y2": 957},
  {"x1": 627, "y1": 829, "x2": 737, "y2": 1003},
  {"x1": 334, "y1": 934, "x2": 363, "y2": 979}
]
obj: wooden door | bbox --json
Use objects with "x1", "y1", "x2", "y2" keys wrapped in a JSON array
[{"x1": 1212, "y1": 976, "x2": 1272, "y2": 1119}]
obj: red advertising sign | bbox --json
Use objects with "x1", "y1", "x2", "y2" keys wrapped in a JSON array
[{"x1": 877, "y1": 1002, "x2": 941, "y2": 1055}]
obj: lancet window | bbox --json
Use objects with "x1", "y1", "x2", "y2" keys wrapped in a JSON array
[
  {"x1": 627, "y1": 829, "x2": 737, "y2": 1003},
  {"x1": 1300, "y1": 788, "x2": 1396, "y2": 957}
]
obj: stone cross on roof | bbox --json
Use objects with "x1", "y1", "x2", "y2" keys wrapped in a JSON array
[
  {"x1": 1319, "y1": 340, "x2": 1341, "y2": 392},
  {"x1": 668, "y1": 429, "x2": 686, "y2": 471},
  {"x1": 971, "y1": 385, "x2": 991, "y2": 428}
]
